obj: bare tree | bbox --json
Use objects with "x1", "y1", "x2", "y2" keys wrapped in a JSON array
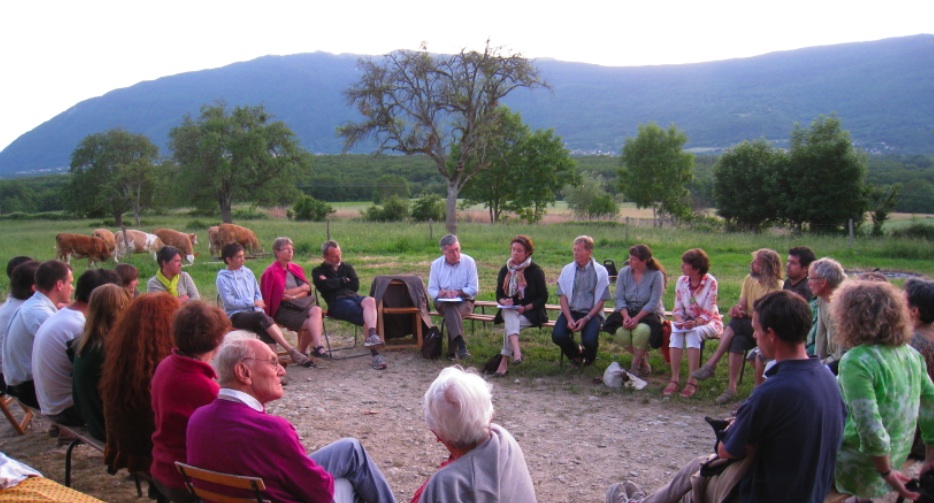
[{"x1": 340, "y1": 41, "x2": 547, "y2": 234}]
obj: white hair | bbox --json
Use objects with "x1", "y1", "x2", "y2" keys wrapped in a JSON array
[
  {"x1": 214, "y1": 337, "x2": 258, "y2": 387},
  {"x1": 423, "y1": 366, "x2": 493, "y2": 448}
]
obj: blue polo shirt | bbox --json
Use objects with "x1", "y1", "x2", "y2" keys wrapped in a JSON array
[{"x1": 723, "y1": 357, "x2": 845, "y2": 502}]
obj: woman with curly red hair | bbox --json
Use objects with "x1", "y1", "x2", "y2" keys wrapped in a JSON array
[{"x1": 100, "y1": 293, "x2": 178, "y2": 477}]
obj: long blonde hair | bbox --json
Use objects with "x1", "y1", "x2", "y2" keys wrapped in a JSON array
[{"x1": 74, "y1": 284, "x2": 131, "y2": 357}]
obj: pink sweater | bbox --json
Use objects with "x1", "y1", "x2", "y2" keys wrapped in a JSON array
[
  {"x1": 187, "y1": 398, "x2": 334, "y2": 503},
  {"x1": 150, "y1": 351, "x2": 219, "y2": 490},
  {"x1": 260, "y1": 261, "x2": 309, "y2": 319}
]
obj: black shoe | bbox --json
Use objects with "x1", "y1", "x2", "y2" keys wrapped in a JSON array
[
  {"x1": 446, "y1": 352, "x2": 457, "y2": 361},
  {"x1": 457, "y1": 348, "x2": 471, "y2": 360}
]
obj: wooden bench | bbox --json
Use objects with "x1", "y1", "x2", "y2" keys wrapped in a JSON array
[{"x1": 19, "y1": 404, "x2": 149, "y2": 496}]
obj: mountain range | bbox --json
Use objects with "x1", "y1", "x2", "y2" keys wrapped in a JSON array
[{"x1": 1, "y1": 34, "x2": 932, "y2": 177}]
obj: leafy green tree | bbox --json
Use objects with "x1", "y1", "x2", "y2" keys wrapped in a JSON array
[
  {"x1": 170, "y1": 103, "x2": 309, "y2": 223},
  {"x1": 0, "y1": 181, "x2": 38, "y2": 214},
  {"x1": 340, "y1": 41, "x2": 547, "y2": 234},
  {"x1": 410, "y1": 192, "x2": 445, "y2": 222},
  {"x1": 64, "y1": 128, "x2": 159, "y2": 226},
  {"x1": 372, "y1": 174, "x2": 409, "y2": 204},
  {"x1": 290, "y1": 195, "x2": 335, "y2": 222},
  {"x1": 618, "y1": 123, "x2": 694, "y2": 223},
  {"x1": 868, "y1": 184, "x2": 901, "y2": 236},
  {"x1": 564, "y1": 171, "x2": 618, "y2": 220},
  {"x1": 713, "y1": 139, "x2": 785, "y2": 231},
  {"x1": 461, "y1": 108, "x2": 578, "y2": 223},
  {"x1": 784, "y1": 115, "x2": 869, "y2": 233}
]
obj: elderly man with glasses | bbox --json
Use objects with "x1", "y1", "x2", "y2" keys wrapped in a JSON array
[
  {"x1": 427, "y1": 234, "x2": 479, "y2": 360},
  {"x1": 805, "y1": 257, "x2": 848, "y2": 373},
  {"x1": 186, "y1": 338, "x2": 396, "y2": 503}
]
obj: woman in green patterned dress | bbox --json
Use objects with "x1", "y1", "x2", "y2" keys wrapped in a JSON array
[{"x1": 833, "y1": 280, "x2": 934, "y2": 502}]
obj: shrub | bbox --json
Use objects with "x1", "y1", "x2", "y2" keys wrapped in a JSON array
[
  {"x1": 364, "y1": 196, "x2": 409, "y2": 222},
  {"x1": 890, "y1": 223, "x2": 934, "y2": 241},
  {"x1": 292, "y1": 196, "x2": 335, "y2": 222},
  {"x1": 410, "y1": 193, "x2": 445, "y2": 222}
]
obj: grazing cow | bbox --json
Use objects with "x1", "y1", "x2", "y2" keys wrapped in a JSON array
[
  {"x1": 91, "y1": 228, "x2": 116, "y2": 254},
  {"x1": 152, "y1": 228, "x2": 196, "y2": 264},
  {"x1": 55, "y1": 233, "x2": 111, "y2": 268},
  {"x1": 207, "y1": 226, "x2": 220, "y2": 258},
  {"x1": 114, "y1": 230, "x2": 164, "y2": 262},
  {"x1": 215, "y1": 223, "x2": 263, "y2": 256}
]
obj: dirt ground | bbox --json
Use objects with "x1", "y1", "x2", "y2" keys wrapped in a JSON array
[{"x1": 0, "y1": 347, "x2": 906, "y2": 502}]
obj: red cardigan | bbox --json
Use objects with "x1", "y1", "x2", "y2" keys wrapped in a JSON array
[
  {"x1": 150, "y1": 350, "x2": 219, "y2": 490},
  {"x1": 260, "y1": 260, "x2": 309, "y2": 319}
]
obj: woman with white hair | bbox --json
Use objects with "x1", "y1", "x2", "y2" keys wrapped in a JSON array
[{"x1": 412, "y1": 367, "x2": 536, "y2": 503}]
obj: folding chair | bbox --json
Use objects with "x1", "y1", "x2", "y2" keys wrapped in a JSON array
[
  {"x1": 176, "y1": 461, "x2": 269, "y2": 503},
  {"x1": 315, "y1": 288, "x2": 367, "y2": 360},
  {"x1": 0, "y1": 392, "x2": 33, "y2": 435}
]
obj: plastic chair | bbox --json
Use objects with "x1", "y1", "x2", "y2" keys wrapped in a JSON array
[{"x1": 176, "y1": 461, "x2": 269, "y2": 503}]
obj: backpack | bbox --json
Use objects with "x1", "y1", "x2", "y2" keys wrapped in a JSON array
[{"x1": 421, "y1": 326, "x2": 442, "y2": 360}]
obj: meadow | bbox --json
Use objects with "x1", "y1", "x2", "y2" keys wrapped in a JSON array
[{"x1": 1, "y1": 208, "x2": 931, "y2": 403}]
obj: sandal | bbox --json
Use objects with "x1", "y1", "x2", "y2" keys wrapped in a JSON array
[
  {"x1": 288, "y1": 348, "x2": 315, "y2": 368},
  {"x1": 680, "y1": 382, "x2": 698, "y2": 398},
  {"x1": 662, "y1": 380, "x2": 679, "y2": 396},
  {"x1": 310, "y1": 346, "x2": 329, "y2": 358}
]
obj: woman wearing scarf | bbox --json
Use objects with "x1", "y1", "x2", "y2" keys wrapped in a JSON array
[
  {"x1": 491, "y1": 235, "x2": 548, "y2": 377},
  {"x1": 146, "y1": 246, "x2": 200, "y2": 302}
]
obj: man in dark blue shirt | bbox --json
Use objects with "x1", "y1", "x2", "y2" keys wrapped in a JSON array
[{"x1": 607, "y1": 290, "x2": 845, "y2": 503}]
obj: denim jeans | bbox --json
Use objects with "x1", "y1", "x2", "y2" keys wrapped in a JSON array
[
  {"x1": 551, "y1": 311, "x2": 602, "y2": 362},
  {"x1": 308, "y1": 438, "x2": 396, "y2": 503}
]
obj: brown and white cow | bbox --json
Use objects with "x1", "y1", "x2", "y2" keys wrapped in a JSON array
[
  {"x1": 152, "y1": 228, "x2": 196, "y2": 264},
  {"x1": 215, "y1": 223, "x2": 263, "y2": 256},
  {"x1": 91, "y1": 228, "x2": 116, "y2": 254},
  {"x1": 55, "y1": 233, "x2": 112, "y2": 268},
  {"x1": 114, "y1": 230, "x2": 164, "y2": 262}
]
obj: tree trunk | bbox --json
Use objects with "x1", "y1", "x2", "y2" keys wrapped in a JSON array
[
  {"x1": 445, "y1": 182, "x2": 458, "y2": 235},
  {"x1": 113, "y1": 211, "x2": 123, "y2": 227},
  {"x1": 220, "y1": 193, "x2": 233, "y2": 224}
]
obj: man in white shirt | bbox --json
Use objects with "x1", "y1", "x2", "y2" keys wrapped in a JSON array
[
  {"x1": 427, "y1": 234, "x2": 479, "y2": 360},
  {"x1": 33, "y1": 269, "x2": 116, "y2": 424},
  {"x1": 3, "y1": 260, "x2": 73, "y2": 409}
]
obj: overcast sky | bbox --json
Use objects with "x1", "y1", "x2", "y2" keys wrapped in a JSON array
[{"x1": 1, "y1": 0, "x2": 930, "y2": 151}]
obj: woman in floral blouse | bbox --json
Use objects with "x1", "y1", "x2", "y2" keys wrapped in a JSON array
[
  {"x1": 665, "y1": 249, "x2": 723, "y2": 398},
  {"x1": 833, "y1": 280, "x2": 934, "y2": 502}
]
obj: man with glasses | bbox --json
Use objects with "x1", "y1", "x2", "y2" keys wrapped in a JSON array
[
  {"x1": 427, "y1": 234, "x2": 479, "y2": 360},
  {"x1": 805, "y1": 257, "x2": 848, "y2": 373},
  {"x1": 187, "y1": 337, "x2": 396, "y2": 503}
]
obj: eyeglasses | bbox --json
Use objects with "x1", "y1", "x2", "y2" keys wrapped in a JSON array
[
  {"x1": 241, "y1": 357, "x2": 281, "y2": 370},
  {"x1": 807, "y1": 276, "x2": 824, "y2": 282},
  {"x1": 443, "y1": 247, "x2": 461, "y2": 255}
]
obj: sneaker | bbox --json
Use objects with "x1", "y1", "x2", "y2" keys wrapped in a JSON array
[
  {"x1": 605, "y1": 481, "x2": 646, "y2": 503},
  {"x1": 714, "y1": 388, "x2": 737, "y2": 405},
  {"x1": 691, "y1": 364, "x2": 716, "y2": 381},
  {"x1": 457, "y1": 347, "x2": 471, "y2": 360},
  {"x1": 624, "y1": 481, "x2": 646, "y2": 501},
  {"x1": 606, "y1": 482, "x2": 627, "y2": 503},
  {"x1": 372, "y1": 354, "x2": 388, "y2": 370},
  {"x1": 364, "y1": 334, "x2": 385, "y2": 347}
]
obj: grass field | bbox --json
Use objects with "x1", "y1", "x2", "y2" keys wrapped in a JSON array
[{"x1": 2, "y1": 210, "x2": 931, "y2": 401}]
